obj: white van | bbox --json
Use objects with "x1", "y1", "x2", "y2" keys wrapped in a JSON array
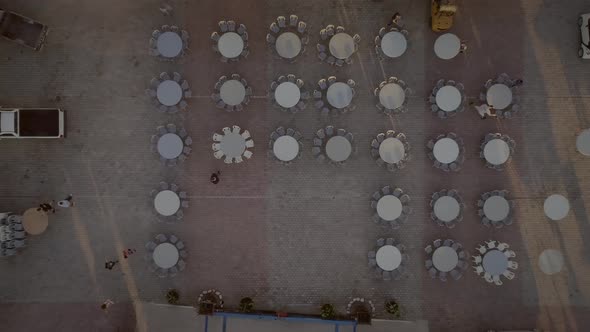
[{"x1": 579, "y1": 13, "x2": 590, "y2": 59}]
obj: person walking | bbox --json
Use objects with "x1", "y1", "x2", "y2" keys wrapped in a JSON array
[
  {"x1": 159, "y1": 3, "x2": 173, "y2": 16},
  {"x1": 38, "y1": 202, "x2": 55, "y2": 213},
  {"x1": 470, "y1": 101, "x2": 496, "y2": 119},
  {"x1": 511, "y1": 79, "x2": 523, "y2": 87},
  {"x1": 210, "y1": 171, "x2": 221, "y2": 184},
  {"x1": 57, "y1": 194, "x2": 74, "y2": 208},
  {"x1": 101, "y1": 299, "x2": 114, "y2": 313},
  {"x1": 105, "y1": 259, "x2": 119, "y2": 270},
  {"x1": 388, "y1": 12, "x2": 404, "y2": 28}
]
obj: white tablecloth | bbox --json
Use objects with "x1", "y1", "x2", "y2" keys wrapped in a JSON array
[
  {"x1": 379, "y1": 83, "x2": 405, "y2": 110},
  {"x1": 325, "y1": 136, "x2": 352, "y2": 162},
  {"x1": 538, "y1": 249, "x2": 564, "y2": 275},
  {"x1": 376, "y1": 195, "x2": 403, "y2": 221},
  {"x1": 376, "y1": 245, "x2": 402, "y2": 271},
  {"x1": 220, "y1": 132, "x2": 247, "y2": 158},
  {"x1": 157, "y1": 32, "x2": 183, "y2": 58},
  {"x1": 483, "y1": 139, "x2": 510, "y2": 165},
  {"x1": 434, "y1": 196, "x2": 460, "y2": 222},
  {"x1": 379, "y1": 137, "x2": 405, "y2": 164},
  {"x1": 329, "y1": 33, "x2": 355, "y2": 59},
  {"x1": 483, "y1": 196, "x2": 510, "y2": 222},
  {"x1": 326, "y1": 82, "x2": 353, "y2": 109},
  {"x1": 153, "y1": 243, "x2": 179, "y2": 269},
  {"x1": 218, "y1": 32, "x2": 244, "y2": 58},
  {"x1": 157, "y1": 80, "x2": 183, "y2": 106},
  {"x1": 433, "y1": 33, "x2": 460, "y2": 60},
  {"x1": 154, "y1": 190, "x2": 181, "y2": 216},
  {"x1": 543, "y1": 194, "x2": 570, "y2": 221},
  {"x1": 433, "y1": 138, "x2": 459, "y2": 164},
  {"x1": 576, "y1": 129, "x2": 590, "y2": 156},
  {"x1": 157, "y1": 133, "x2": 183, "y2": 159},
  {"x1": 273, "y1": 136, "x2": 299, "y2": 162},
  {"x1": 220, "y1": 80, "x2": 246, "y2": 106},
  {"x1": 381, "y1": 31, "x2": 407, "y2": 58},
  {"x1": 274, "y1": 82, "x2": 301, "y2": 108},
  {"x1": 435, "y1": 85, "x2": 461, "y2": 112},
  {"x1": 433, "y1": 246, "x2": 459, "y2": 272},
  {"x1": 486, "y1": 84, "x2": 513, "y2": 110},
  {"x1": 482, "y1": 249, "x2": 508, "y2": 276},
  {"x1": 275, "y1": 32, "x2": 302, "y2": 59}
]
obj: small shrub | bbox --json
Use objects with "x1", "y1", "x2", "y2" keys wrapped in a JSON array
[
  {"x1": 320, "y1": 304, "x2": 336, "y2": 320},
  {"x1": 166, "y1": 289, "x2": 179, "y2": 305},
  {"x1": 239, "y1": 297, "x2": 254, "y2": 313},
  {"x1": 385, "y1": 300, "x2": 402, "y2": 319}
]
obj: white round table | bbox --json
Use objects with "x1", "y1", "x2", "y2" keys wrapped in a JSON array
[
  {"x1": 376, "y1": 195, "x2": 403, "y2": 221},
  {"x1": 273, "y1": 136, "x2": 299, "y2": 162},
  {"x1": 157, "y1": 80, "x2": 183, "y2": 106},
  {"x1": 379, "y1": 137, "x2": 405, "y2": 164},
  {"x1": 486, "y1": 84, "x2": 513, "y2": 110},
  {"x1": 157, "y1": 133, "x2": 184, "y2": 159},
  {"x1": 329, "y1": 33, "x2": 355, "y2": 59},
  {"x1": 544, "y1": 194, "x2": 570, "y2": 221},
  {"x1": 220, "y1": 80, "x2": 246, "y2": 106},
  {"x1": 482, "y1": 249, "x2": 509, "y2": 276},
  {"x1": 220, "y1": 132, "x2": 246, "y2": 158},
  {"x1": 433, "y1": 138, "x2": 459, "y2": 164},
  {"x1": 483, "y1": 139, "x2": 510, "y2": 165},
  {"x1": 326, "y1": 82, "x2": 353, "y2": 109},
  {"x1": 325, "y1": 136, "x2": 352, "y2": 162},
  {"x1": 483, "y1": 196, "x2": 510, "y2": 222},
  {"x1": 218, "y1": 32, "x2": 244, "y2": 58},
  {"x1": 157, "y1": 32, "x2": 183, "y2": 58},
  {"x1": 433, "y1": 196, "x2": 460, "y2": 222},
  {"x1": 432, "y1": 246, "x2": 459, "y2": 272},
  {"x1": 376, "y1": 245, "x2": 402, "y2": 271},
  {"x1": 576, "y1": 129, "x2": 590, "y2": 156},
  {"x1": 538, "y1": 249, "x2": 564, "y2": 275},
  {"x1": 381, "y1": 31, "x2": 407, "y2": 58},
  {"x1": 274, "y1": 82, "x2": 301, "y2": 108},
  {"x1": 22, "y1": 208, "x2": 48, "y2": 235},
  {"x1": 435, "y1": 85, "x2": 462, "y2": 112},
  {"x1": 154, "y1": 190, "x2": 181, "y2": 216},
  {"x1": 378, "y1": 83, "x2": 405, "y2": 110},
  {"x1": 153, "y1": 243, "x2": 179, "y2": 269},
  {"x1": 275, "y1": 32, "x2": 302, "y2": 59},
  {"x1": 433, "y1": 33, "x2": 460, "y2": 60}
]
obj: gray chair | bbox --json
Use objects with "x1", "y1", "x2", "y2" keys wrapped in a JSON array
[
  {"x1": 169, "y1": 235, "x2": 178, "y2": 244},
  {"x1": 155, "y1": 234, "x2": 167, "y2": 243},
  {"x1": 177, "y1": 259, "x2": 186, "y2": 271},
  {"x1": 376, "y1": 238, "x2": 385, "y2": 247},
  {"x1": 181, "y1": 201, "x2": 189, "y2": 208},
  {"x1": 175, "y1": 241, "x2": 185, "y2": 250}
]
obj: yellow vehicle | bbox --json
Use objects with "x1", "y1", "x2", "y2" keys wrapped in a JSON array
[{"x1": 431, "y1": 0, "x2": 457, "y2": 32}]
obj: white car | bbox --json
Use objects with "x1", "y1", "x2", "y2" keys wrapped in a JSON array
[{"x1": 579, "y1": 13, "x2": 590, "y2": 58}]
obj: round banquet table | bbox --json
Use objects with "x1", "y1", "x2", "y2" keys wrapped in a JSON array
[
  {"x1": 376, "y1": 245, "x2": 402, "y2": 271},
  {"x1": 157, "y1": 32, "x2": 183, "y2": 58},
  {"x1": 275, "y1": 32, "x2": 302, "y2": 59},
  {"x1": 218, "y1": 32, "x2": 244, "y2": 58},
  {"x1": 433, "y1": 138, "x2": 459, "y2": 164},
  {"x1": 379, "y1": 83, "x2": 405, "y2": 110},
  {"x1": 376, "y1": 195, "x2": 403, "y2": 221},
  {"x1": 433, "y1": 246, "x2": 459, "y2": 272},
  {"x1": 381, "y1": 31, "x2": 407, "y2": 58},
  {"x1": 274, "y1": 82, "x2": 301, "y2": 108},
  {"x1": 329, "y1": 33, "x2": 355, "y2": 59},
  {"x1": 153, "y1": 243, "x2": 179, "y2": 269},
  {"x1": 154, "y1": 190, "x2": 181, "y2": 216},
  {"x1": 273, "y1": 136, "x2": 299, "y2": 162}
]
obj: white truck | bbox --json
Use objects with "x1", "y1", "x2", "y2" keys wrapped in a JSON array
[{"x1": 0, "y1": 108, "x2": 65, "y2": 138}]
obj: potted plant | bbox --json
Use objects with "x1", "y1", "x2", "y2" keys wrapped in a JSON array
[
  {"x1": 320, "y1": 304, "x2": 336, "y2": 320},
  {"x1": 197, "y1": 289, "x2": 224, "y2": 315},
  {"x1": 166, "y1": 289, "x2": 180, "y2": 305},
  {"x1": 239, "y1": 297, "x2": 254, "y2": 313},
  {"x1": 385, "y1": 300, "x2": 402, "y2": 319}
]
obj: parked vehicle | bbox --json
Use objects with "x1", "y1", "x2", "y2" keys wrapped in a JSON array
[
  {"x1": 0, "y1": 8, "x2": 49, "y2": 51},
  {"x1": 579, "y1": 13, "x2": 590, "y2": 59},
  {"x1": 431, "y1": 0, "x2": 457, "y2": 32},
  {"x1": 0, "y1": 108, "x2": 65, "y2": 138}
]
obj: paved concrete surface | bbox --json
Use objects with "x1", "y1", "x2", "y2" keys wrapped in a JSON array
[{"x1": 1, "y1": 0, "x2": 590, "y2": 331}]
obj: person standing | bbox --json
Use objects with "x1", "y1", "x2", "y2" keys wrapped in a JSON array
[
  {"x1": 57, "y1": 194, "x2": 74, "y2": 208},
  {"x1": 210, "y1": 171, "x2": 221, "y2": 184},
  {"x1": 388, "y1": 12, "x2": 404, "y2": 28},
  {"x1": 101, "y1": 299, "x2": 114, "y2": 313},
  {"x1": 159, "y1": 3, "x2": 173, "y2": 16},
  {"x1": 511, "y1": 79, "x2": 523, "y2": 87}
]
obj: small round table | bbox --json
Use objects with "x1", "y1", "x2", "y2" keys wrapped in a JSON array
[
  {"x1": 220, "y1": 80, "x2": 246, "y2": 106},
  {"x1": 326, "y1": 82, "x2": 353, "y2": 109},
  {"x1": 274, "y1": 82, "x2": 301, "y2": 108},
  {"x1": 325, "y1": 136, "x2": 352, "y2": 162},
  {"x1": 154, "y1": 190, "x2": 181, "y2": 216},
  {"x1": 544, "y1": 194, "x2": 570, "y2": 221},
  {"x1": 217, "y1": 32, "x2": 244, "y2": 58},
  {"x1": 157, "y1": 133, "x2": 184, "y2": 159},
  {"x1": 434, "y1": 196, "x2": 460, "y2": 223},
  {"x1": 381, "y1": 31, "x2": 407, "y2": 58},
  {"x1": 433, "y1": 138, "x2": 459, "y2": 164},
  {"x1": 329, "y1": 33, "x2": 355, "y2": 59},
  {"x1": 576, "y1": 129, "x2": 590, "y2": 156},
  {"x1": 157, "y1": 80, "x2": 183, "y2": 106},
  {"x1": 435, "y1": 86, "x2": 462, "y2": 112},
  {"x1": 433, "y1": 33, "x2": 460, "y2": 60},
  {"x1": 538, "y1": 249, "x2": 564, "y2": 275},
  {"x1": 273, "y1": 136, "x2": 299, "y2": 162},
  {"x1": 375, "y1": 245, "x2": 402, "y2": 271},
  {"x1": 153, "y1": 243, "x2": 179, "y2": 269},
  {"x1": 483, "y1": 196, "x2": 510, "y2": 222},
  {"x1": 22, "y1": 208, "x2": 48, "y2": 235},
  {"x1": 482, "y1": 249, "x2": 509, "y2": 276},
  {"x1": 483, "y1": 139, "x2": 510, "y2": 165},
  {"x1": 376, "y1": 195, "x2": 403, "y2": 221},
  {"x1": 275, "y1": 32, "x2": 302, "y2": 59},
  {"x1": 379, "y1": 137, "x2": 405, "y2": 164},
  {"x1": 157, "y1": 32, "x2": 183, "y2": 58},
  {"x1": 379, "y1": 83, "x2": 405, "y2": 110},
  {"x1": 220, "y1": 132, "x2": 247, "y2": 158},
  {"x1": 433, "y1": 246, "x2": 459, "y2": 272},
  {"x1": 486, "y1": 84, "x2": 513, "y2": 110}
]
